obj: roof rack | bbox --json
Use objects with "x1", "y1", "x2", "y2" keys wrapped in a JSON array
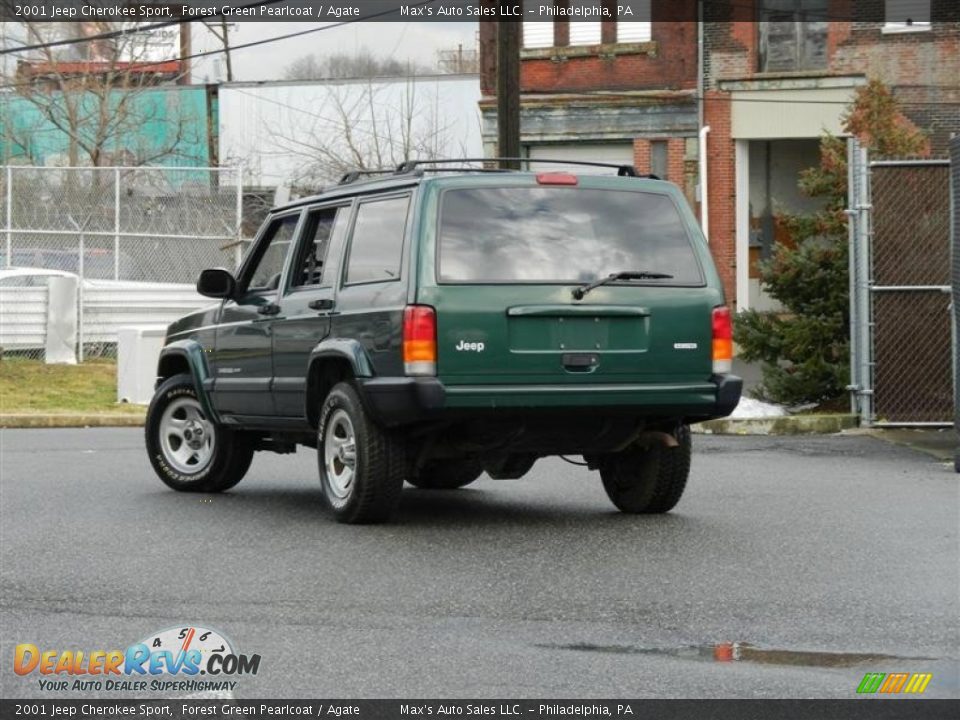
[
  {"x1": 336, "y1": 158, "x2": 660, "y2": 187},
  {"x1": 338, "y1": 168, "x2": 397, "y2": 186},
  {"x1": 395, "y1": 157, "x2": 657, "y2": 178}
]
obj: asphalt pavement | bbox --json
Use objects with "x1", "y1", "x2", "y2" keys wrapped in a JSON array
[{"x1": 1, "y1": 428, "x2": 957, "y2": 699}]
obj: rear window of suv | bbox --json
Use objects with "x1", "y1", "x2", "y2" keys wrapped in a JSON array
[{"x1": 438, "y1": 187, "x2": 703, "y2": 285}]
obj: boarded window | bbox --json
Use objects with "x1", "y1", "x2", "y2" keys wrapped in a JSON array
[
  {"x1": 884, "y1": 0, "x2": 931, "y2": 29},
  {"x1": 758, "y1": 0, "x2": 828, "y2": 72},
  {"x1": 650, "y1": 141, "x2": 668, "y2": 180}
]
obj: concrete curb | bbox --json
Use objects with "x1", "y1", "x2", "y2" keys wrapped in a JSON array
[
  {"x1": 694, "y1": 414, "x2": 859, "y2": 436},
  {"x1": 0, "y1": 413, "x2": 146, "y2": 429},
  {"x1": 1, "y1": 412, "x2": 861, "y2": 435}
]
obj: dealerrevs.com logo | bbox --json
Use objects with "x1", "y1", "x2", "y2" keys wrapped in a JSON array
[{"x1": 14, "y1": 626, "x2": 260, "y2": 693}]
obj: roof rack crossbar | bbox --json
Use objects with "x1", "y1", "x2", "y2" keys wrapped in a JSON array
[
  {"x1": 338, "y1": 168, "x2": 397, "y2": 186},
  {"x1": 395, "y1": 157, "x2": 650, "y2": 178}
]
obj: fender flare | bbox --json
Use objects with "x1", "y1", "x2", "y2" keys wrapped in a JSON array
[
  {"x1": 305, "y1": 338, "x2": 376, "y2": 423},
  {"x1": 156, "y1": 339, "x2": 220, "y2": 425}
]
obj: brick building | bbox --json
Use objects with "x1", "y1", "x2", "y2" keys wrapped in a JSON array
[
  {"x1": 479, "y1": 0, "x2": 959, "y2": 311},
  {"x1": 478, "y1": 1, "x2": 702, "y2": 205},
  {"x1": 703, "y1": 0, "x2": 960, "y2": 311}
]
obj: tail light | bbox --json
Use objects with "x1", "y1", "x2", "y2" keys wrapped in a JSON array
[
  {"x1": 712, "y1": 305, "x2": 733, "y2": 374},
  {"x1": 403, "y1": 305, "x2": 437, "y2": 376}
]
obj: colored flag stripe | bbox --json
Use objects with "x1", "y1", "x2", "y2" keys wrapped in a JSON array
[
  {"x1": 857, "y1": 673, "x2": 885, "y2": 693},
  {"x1": 880, "y1": 673, "x2": 909, "y2": 693},
  {"x1": 858, "y1": 672, "x2": 931, "y2": 694}
]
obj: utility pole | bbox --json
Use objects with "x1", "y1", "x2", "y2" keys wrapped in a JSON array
[{"x1": 496, "y1": 21, "x2": 521, "y2": 169}]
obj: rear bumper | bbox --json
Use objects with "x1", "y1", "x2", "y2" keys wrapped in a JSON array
[{"x1": 359, "y1": 374, "x2": 742, "y2": 427}]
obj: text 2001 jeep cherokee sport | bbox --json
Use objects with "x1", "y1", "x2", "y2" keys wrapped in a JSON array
[{"x1": 145, "y1": 160, "x2": 741, "y2": 523}]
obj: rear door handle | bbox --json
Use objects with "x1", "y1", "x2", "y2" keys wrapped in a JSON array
[{"x1": 308, "y1": 298, "x2": 335, "y2": 311}]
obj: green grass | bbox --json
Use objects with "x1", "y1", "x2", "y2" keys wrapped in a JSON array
[{"x1": 0, "y1": 358, "x2": 145, "y2": 414}]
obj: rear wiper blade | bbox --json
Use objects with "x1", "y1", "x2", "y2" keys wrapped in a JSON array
[{"x1": 572, "y1": 270, "x2": 674, "y2": 300}]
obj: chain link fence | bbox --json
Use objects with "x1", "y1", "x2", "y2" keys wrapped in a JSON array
[
  {"x1": 0, "y1": 166, "x2": 243, "y2": 361},
  {"x1": 848, "y1": 139, "x2": 953, "y2": 426},
  {"x1": 951, "y1": 137, "x2": 959, "y2": 466}
]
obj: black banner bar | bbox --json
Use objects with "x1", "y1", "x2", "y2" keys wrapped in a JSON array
[{"x1": 0, "y1": 1, "x2": 931, "y2": 24}]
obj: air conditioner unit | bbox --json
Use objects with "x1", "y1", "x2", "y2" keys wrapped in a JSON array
[{"x1": 117, "y1": 326, "x2": 167, "y2": 405}]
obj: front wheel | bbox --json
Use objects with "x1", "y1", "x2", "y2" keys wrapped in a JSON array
[
  {"x1": 598, "y1": 425, "x2": 692, "y2": 514},
  {"x1": 318, "y1": 382, "x2": 405, "y2": 523},
  {"x1": 146, "y1": 374, "x2": 254, "y2": 493}
]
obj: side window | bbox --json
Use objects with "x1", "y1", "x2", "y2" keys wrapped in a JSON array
[
  {"x1": 245, "y1": 214, "x2": 300, "y2": 292},
  {"x1": 290, "y1": 207, "x2": 347, "y2": 289},
  {"x1": 344, "y1": 196, "x2": 410, "y2": 285}
]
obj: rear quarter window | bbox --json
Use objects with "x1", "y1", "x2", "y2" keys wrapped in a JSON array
[
  {"x1": 345, "y1": 195, "x2": 410, "y2": 284},
  {"x1": 438, "y1": 187, "x2": 703, "y2": 285}
]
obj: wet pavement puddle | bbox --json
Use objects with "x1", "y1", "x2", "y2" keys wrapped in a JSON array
[{"x1": 537, "y1": 642, "x2": 935, "y2": 668}]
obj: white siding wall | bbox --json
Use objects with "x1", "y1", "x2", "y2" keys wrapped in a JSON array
[
  {"x1": 0, "y1": 287, "x2": 48, "y2": 347},
  {"x1": 0, "y1": 283, "x2": 205, "y2": 349},
  {"x1": 219, "y1": 75, "x2": 483, "y2": 189}
]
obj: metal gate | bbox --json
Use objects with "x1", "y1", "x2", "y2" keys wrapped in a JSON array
[{"x1": 848, "y1": 141, "x2": 953, "y2": 427}]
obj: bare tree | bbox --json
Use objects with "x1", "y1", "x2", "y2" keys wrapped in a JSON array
[
  {"x1": 267, "y1": 77, "x2": 466, "y2": 189},
  {"x1": 283, "y1": 49, "x2": 428, "y2": 81},
  {"x1": 1, "y1": 22, "x2": 204, "y2": 167}
]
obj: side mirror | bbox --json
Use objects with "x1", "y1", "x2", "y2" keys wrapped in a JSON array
[{"x1": 197, "y1": 268, "x2": 236, "y2": 299}]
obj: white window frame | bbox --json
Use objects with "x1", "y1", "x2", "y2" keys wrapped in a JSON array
[
  {"x1": 523, "y1": 0, "x2": 555, "y2": 48},
  {"x1": 568, "y1": 1, "x2": 603, "y2": 46},
  {"x1": 882, "y1": 0, "x2": 932, "y2": 33},
  {"x1": 617, "y1": 21, "x2": 652, "y2": 43},
  {"x1": 616, "y1": 0, "x2": 651, "y2": 43}
]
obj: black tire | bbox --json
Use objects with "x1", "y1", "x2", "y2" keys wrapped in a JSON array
[
  {"x1": 598, "y1": 425, "x2": 692, "y2": 514},
  {"x1": 318, "y1": 382, "x2": 405, "y2": 523},
  {"x1": 407, "y1": 459, "x2": 484, "y2": 490},
  {"x1": 146, "y1": 374, "x2": 254, "y2": 493}
]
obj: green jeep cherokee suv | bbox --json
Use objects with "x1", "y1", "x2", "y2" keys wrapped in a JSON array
[{"x1": 145, "y1": 160, "x2": 741, "y2": 523}]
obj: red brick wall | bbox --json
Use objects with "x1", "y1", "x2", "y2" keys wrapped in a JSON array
[
  {"x1": 479, "y1": 20, "x2": 698, "y2": 96},
  {"x1": 632, "y1": 140, "x2": 651, "y2": 174},
  {"x1": 667, "y1": 138, "x2": 686, "y2": 186}
]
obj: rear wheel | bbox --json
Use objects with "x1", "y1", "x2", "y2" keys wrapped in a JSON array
[
  {"x1": 407, "y1": 459, "x2": 484, "y2": 490},
  {"x1": 146, "y1": 374, "x2": 254, "y2": 493},
  {"x1": 318, "y1": 382, "x2": 405, "y2": 523},
  {"x1": 598, "y1": 425, "x2": 691, "y2": 514}
]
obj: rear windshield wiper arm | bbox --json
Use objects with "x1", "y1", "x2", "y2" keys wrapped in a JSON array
[{"x1": 572, "y1": 270, "x2": 674, "y2": 300}]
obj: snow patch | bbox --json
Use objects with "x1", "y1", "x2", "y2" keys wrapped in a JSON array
[{"x1": 730, "y1": 396, "x2": 787, "y2": 419}]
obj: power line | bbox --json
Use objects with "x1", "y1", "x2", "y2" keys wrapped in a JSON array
[{"x1": 0, "y1": 0, "x2": 437, "y2": 92}]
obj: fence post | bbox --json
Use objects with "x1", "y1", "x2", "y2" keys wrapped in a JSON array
[
  {"x1": 846, "y1": 138, "x2": 860, "y2": 416},
  {"x1": 856, "y1": 145, "x2": 874, "y2": 426},
  {"x1": 114, "y1": 167, "x2": 120, "y2": 280},
  {"x1": 78, "y1": 229, "x2": 85, "y2": 363},
  {"x1": 846, "y1": 139, "x2": 875, "y2": 425},
  {"x1": 234, "y1": 166, "x2": 243, "y2": 269},
  {"x1": 5, "y1": 165, "x2": 11, "y2": 268}
]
